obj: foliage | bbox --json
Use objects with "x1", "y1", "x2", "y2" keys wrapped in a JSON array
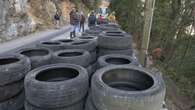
[
  {"x1": 110, "y1": 0, "x2": 144, "y2": 46},
  {"x1": 110, "y1": 0, "x2": 195, "y2": 101},
  {"x1": 70, "y1": 0, "x2": 100, "y2": 10}
]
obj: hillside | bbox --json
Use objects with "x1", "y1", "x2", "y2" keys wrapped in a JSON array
[{"x1": 0, "y1": 0, "x2": 98, "y2": 43}]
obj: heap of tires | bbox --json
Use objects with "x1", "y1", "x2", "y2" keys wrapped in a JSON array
[
  {"x1": 17, "y1": 47, "x2": 52, "y2": 69},
  {"x1": 0, "y1": 54, "x2": 31, "y2": 110},
  {"x1": 25, "y1": 64, "x2": 88, "y2": 110},
  {"x1": 86, "y1": 65, "x2": 166, "y2": 110},
  {"x1": 97, "y1": 26, "x2": 133, "y2": 56},
  {"x1": 0, "y1": 23, "x2": 165, "y2": 110}
]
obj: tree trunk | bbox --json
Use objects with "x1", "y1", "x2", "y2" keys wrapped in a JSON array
[{"x1": 140, "y1": 0, "x2": 156, "y2": 66}]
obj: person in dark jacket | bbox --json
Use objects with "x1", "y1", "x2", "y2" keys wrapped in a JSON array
[
  {"x1": 69, "y1": 8, "x2": 80, "y2": 38},
  {"x1": 80, "y1": 11, "x2": 85, "y2": 32},
  {"x1": 88, "y1": 12, "x2": 96, "y2": 28},
  {"x1": 54, "y1": 11, "x2": 61, "y2": 29}
]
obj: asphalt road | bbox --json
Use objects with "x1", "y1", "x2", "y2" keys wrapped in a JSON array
[{"x1": 0, "y1": 26, "x2": 71, "y2": 55}]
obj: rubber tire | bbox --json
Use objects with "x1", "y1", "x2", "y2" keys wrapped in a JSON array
[
  {"x1": 98, "y1": 54, "x2": 139, "y2": 68},
  {"x1": 98, "y1": 48, "x2": 133, "y2": 56},
  {"x1": 103, "y1": 29, "x2": 126, "y2": 35},
  {"x1": 25, "y1": 63, "x2": 89, "y2": 109},
  {"x1": 90, "y1": 50, "x2": 97, "y2": 64},
  {"x1": 98, "y1": 32, "x2": 132, "y2": 49},
  {"x1": 87, "y1": 62, "x2": 97, "y2": 78},
  {"x1": 65, "y1": 40, "x2": 96, "y2": 52},
  {"x1": 0, "y1": 54, "x2": 31, "y2": 86},
  {"x1": 100, "y1": 26, "x2": 121, "y2": 31},
  {"x1": 76, "y1": 36, "x2": 98, "y2": 46},
  {"x1": 37, "y1": 41, "x2": 64, "y2": 52},
  {"x1": 57, "y1": 39, "x2": 74, "y2": 44},
  {"x1": 84, "y1": 29, "x2": 101, "y2": 36},
  {"x1": 0, "y1": 80, "x2": 24, "y2": 102},
  {"x1": 100, "y1": 24, "x2": 121, "y2": 29},
  {"x1": 0, "y1": 91, "x2": 25, "y2": 110},
  {"x1": 25, "y1": 100, "x2": 84, "y2": 110},
  {"x1": 18, "y1": 47, "x2": 52, "y2": 69},
  {"x1": 91, "y1": 65, "x2": 166, "y2": 110},
  {"x1": 82, "y1": 32, "x2": 90, "y2": 36},
  {"x1": 52, "y1": 49, "x2": 91, "y2": 67},
  {"x1": 85, "y1": 94, "x2": 97, "y2": 110}
]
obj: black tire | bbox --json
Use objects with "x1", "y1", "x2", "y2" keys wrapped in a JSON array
[
  {"x1": 98, "y1": 32, "x2": 132, "y2": 49},
  {"x1": 76, "y1": 36, "x2": 98, "y2": 46},
  {"x1": 90, "y1": 50, "x2": 97, "y2": 64},
  {"x1": 57, "y1": 39, "x2": 74, "y2": 44},
  {"x1": 89, "y1": 26, "x2": 103, "y2": 32},
  {"x1": 85, "y1": 94, "x2": 97, "y2": 110},
  {"x1": 82, "y1": 32, "x2": 90, "y2": 36},
  {"x1": 98, "y1": 54, "x2": 139, "y2": 68},
  {"x1": 37, "y1": 41, "x2": 64, "y2": 51},
  {"x1": 103, "y1": 29, "x2": 126, "y2": 35},
  {"x1": 18, "y1": 47, "x2": 52, "y2": 69},
  {"x1": 65, "y1": 40, "x2": 96, "y2": 52},
  {"x1": 87, "y1": 62, "x2": 97, "y2": 78},
  {"x1": 56, "y1": 39, "x2": 75, "y2": 46},
  {"x1": 0, "y1": 80, "x2": 24, "y2": 102},
  {"x1": 99, "y1": 26, "x2": 121, "y2": 31},
  {"x1": 0, "y1": 54, "x2": 31, "y2": 86},
  {"x1": 98, "y1": 48, "x2": 133, "y2": 56},
  {"x1": 25, "y1": 63, "x2": 89, "y2": 109},
  {"x1": 91, "y1": 65, "x2": 166, "y2": 110},
  {"x1": 25, "y1": 100, "x2": 84, "y2": 110},
  {"x1": 52, "y1": 49, "x2": 91, "y2": 67},
  {"x1": 100, "y1": 24, "x2": 121, "y2": 29},
  {"x1": 84, "y1": 29, "x2": 101, "y2": 36},
  {"x1": 0, "y1": 91, "x2": 25, "y2": 110}
]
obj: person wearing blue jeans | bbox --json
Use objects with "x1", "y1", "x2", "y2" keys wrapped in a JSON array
[{"x1": 69, "y1": 8, "x2": 80, "y2": 38}]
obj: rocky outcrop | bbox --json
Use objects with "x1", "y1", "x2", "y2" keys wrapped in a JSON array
[
  {"x1": 0, "y1": 0, "x2": 75, "y2": 43},
  {"x1": 0, "y1": 0, "x2": 36, "y2": 42}
]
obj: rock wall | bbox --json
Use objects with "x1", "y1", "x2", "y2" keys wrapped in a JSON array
[
  {"x1": 0, "y1": 0, "x2": 36, "y2": 42},
  {"x1": 0, "y1": 0, "x2": 75, "y2": 43}
]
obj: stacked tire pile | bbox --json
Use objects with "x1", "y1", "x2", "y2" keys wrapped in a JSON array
[
  {"x1": 17, "y1": 47, "x2": 52, "y2": 69},
  {"x1": 97, "y1": 26, "x2": 133, "y2": 57},
  {"x1": 83, "y1": 24, "x2": 166, "y2": 110},
  {"x1": 0, "y1": 23, "x2": 165, "y2": 110},
  {"x1": 58, "y1": 37, "x2": 98, "y2": 78},
  {"x1": 83, "y1": 29, "x2": 102, "y2": 36},
  {"x1": 0, "y1": 54, "x2": 31, "y2": 110},
  {"x1": 85, "y1": 65, "x2": 166, "y2": 110},
  {"x1": 37, "y1": 41, "x2": 65, "y2": 52},
  {"x1": 25, "y1": 63, "x2": 88, "y2": 110},
  {"x1": 51, "y1": 49, "x2": 93, "y2": 77},
  {"x1": 13, "y1": 32, "x2": 98, "y2": 110}
]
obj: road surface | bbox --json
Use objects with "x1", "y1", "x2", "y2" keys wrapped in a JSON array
[{"x1": 0, "y1": 25, "x2": 71, "y2": 55}]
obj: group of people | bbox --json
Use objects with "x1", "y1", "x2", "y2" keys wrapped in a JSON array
[
  {"x1": 53, "y1": 7, "x2": 116, "y2": 38},
  {"x1": 69, "y1": 8, "x2": 86, "y2": 38}
]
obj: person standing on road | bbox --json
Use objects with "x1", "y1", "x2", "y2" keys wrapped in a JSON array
[
  {"x1": 108, "y1": 12, "x2": 116, "y2": 23},
  {"x1": 98, "y1": 15, "x2": 104, "y2": 24},
  {"x1": 75, "y1": 10, "x2": 80, "y2": 34},
  {"x1": 80, "y1": 11, "x2": 86, "y2": 32},
  {"x1": 88, "y1": 11, "x2": 96, "y2": 28},
  {"x1": 54, "y1": 11, "x2": 61, "y2": 29},
  {"x1": 70, "y1": 8, "x2": 76, "y2": 38},
  {"x1": 69, "y1": 8, "x2": 80, "y2": 38}
]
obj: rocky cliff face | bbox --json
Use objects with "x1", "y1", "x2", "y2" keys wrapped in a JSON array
[
  {"x1": 0, "y1": 0, "x2": 75, "y2": 43},
  {"x1": 0, "y1": 0, "x2": 35, "y2": 42}
]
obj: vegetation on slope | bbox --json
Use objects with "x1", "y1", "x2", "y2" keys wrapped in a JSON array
[{"x1": 110, "y1": 0, "x2": 195, "y2": 103}]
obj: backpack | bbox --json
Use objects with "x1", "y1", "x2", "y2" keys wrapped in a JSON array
[{"x1": 54, "y1": 13, "x2": 60, "y2": 20}]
